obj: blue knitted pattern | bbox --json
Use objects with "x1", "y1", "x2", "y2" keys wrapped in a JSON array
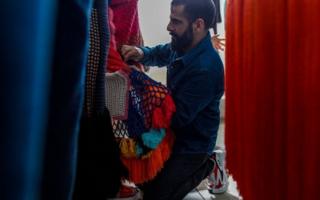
[
  {"x1": 126, "y1": 88, "x2": 147, "y2": 138},
  {"x1": 128, "y1": 70, "x2": 170, "y2": 129},
  {"x1": 113, "y1": 69, "x2": 171, "y2": 155}
]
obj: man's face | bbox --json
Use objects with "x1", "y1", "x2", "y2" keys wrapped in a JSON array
[{"x1": 167, "y1": 5, "x2": 194, "y2": 52}]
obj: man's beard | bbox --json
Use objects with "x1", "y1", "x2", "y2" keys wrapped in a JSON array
[{"x1": 170, "y1": 25, "x2": 193, "y2": 53}]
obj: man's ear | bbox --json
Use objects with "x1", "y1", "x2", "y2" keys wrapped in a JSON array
[{"x1": 193, "y1": 18, "x2": 205, "y2": 32}]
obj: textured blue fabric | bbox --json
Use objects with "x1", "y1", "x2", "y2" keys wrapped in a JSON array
[
  {"x1": 0, "y1": 0, "x2": 92, "y2": 199},
  {"x1": 141, "y1": 129, "x2": 166, "y2": 149},
  {"x1": 73, "y1": 1, "x2": 127, "y2": 199},
  {"x1": 0, "y1": 1, "x2": 57, "y2": 200},
  {"x1": 141, "y1": 33, "x2": 224, "y2": 155},
  {"x1": 41, "y1": 0, "x2": 93, "y2": 200}
]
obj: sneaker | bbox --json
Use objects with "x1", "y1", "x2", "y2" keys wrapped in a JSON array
[
  {"x1": 196, "y1": 179, "x2": 209, "y2": 191},
  {"x1": 108, "y1": 181, "x2": 142, "y2": 200},
  {"x1": 208, "y1": 149, "x2": 229, "y2": 194}
]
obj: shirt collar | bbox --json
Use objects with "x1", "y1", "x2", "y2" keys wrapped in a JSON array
[{"x1": 176, "y1": 32, "x2": 212, "y2": 66}]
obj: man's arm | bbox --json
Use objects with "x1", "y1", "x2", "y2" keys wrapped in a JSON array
[
  {"x1": 121, "y1": 44, "x2": 173, "y2": 67},
  {"x1": 140, "y1": 44, "x2": 173, "y2": 67}
]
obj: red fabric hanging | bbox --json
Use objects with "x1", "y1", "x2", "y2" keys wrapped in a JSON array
[
  {"x1": 225, "y1": 0, "x2": 320, "y2": 199},
  {"x1": 107, "y1": 47, "x2": 130, "y2": 73}
]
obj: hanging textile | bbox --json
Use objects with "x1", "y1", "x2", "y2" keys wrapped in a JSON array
[
  {"x1": 73, "y1": 0, "x2": 128, "y2": 199},
  {"x1": 108, "y1": 0, "x2": 146, "y2": 71},
  {"x1": 106, "y1": 49, "x2": 176, "y2": 184},
  {"x1": 1, "y1": 0, "x2": 94, "y2": 199},
  {"x1": 105, "y1": 0, "x2": 173, "y2": 185},
  {"x1": 0, "y1": 1, "x2": 57, "y2": 199},
  {"x1": 225, "y1": 0, "x2": 320, "y2": 199},
  {"x1": 109, "y1": 0, "x2": 144, "y2": 49},
  {"x1": 40, "y1": 0, "x2": 93, "y2": 199}
]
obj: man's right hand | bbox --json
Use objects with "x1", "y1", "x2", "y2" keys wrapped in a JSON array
[
  {"x1": 121, "y1": 45, "x2": 144, "y2": 62},
  {"x1": 211, "y1": 34, "x2": 225, "y2": 51}
]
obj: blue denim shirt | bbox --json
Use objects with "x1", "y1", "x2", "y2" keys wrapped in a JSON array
[{"x1": 140, "y1": 33, "x2": 224, "y2": 155}]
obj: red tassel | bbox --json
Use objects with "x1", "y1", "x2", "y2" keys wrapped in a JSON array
[
  {"x1": 121, "y1": 129, "x2": 175, "y2": 184},
  {"x1": 152, "y1": 95, "x2": 176, "y2": 129}
]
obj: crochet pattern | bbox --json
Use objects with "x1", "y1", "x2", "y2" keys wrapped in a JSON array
[
  {"x1": 85, "y1": 8, "x2": 100, "y2": 117},
  {"x1": 128, "y1": 70, "x2": 170, "y2": 130},
  {"x1": 105, "y1": 71, "x2": 129, "y2": 120},
  {"x1": 74, "y1": 1, "x2": 127, "y2": 198},
  {"x1": 106, "y1": 68, "x2": 176, "y2": 184}
]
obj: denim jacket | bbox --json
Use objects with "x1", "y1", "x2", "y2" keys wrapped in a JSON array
[{"x1": 140, "y1": 33, "x2": 224, "y2": 155}]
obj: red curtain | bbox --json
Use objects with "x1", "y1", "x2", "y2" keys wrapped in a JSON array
[{"x1": 225, "y1": 0, "x2": 320, "y2": 199}]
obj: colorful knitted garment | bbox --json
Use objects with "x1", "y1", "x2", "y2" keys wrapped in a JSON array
[{"x1": 105, "y1": 49, "x2": 176, "y2": 184}]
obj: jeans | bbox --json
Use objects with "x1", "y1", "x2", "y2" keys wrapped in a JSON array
[{"x1": 142, "y1": 153, "x2": 214, "y2": 200}]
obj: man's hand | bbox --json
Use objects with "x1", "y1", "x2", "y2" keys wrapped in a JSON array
[
  {"x1": 121, "y1": 45, "x2": 144, "y2": 62},
  {"x1": 211, "y1": 34, "x2": 225, "y2": 51}
]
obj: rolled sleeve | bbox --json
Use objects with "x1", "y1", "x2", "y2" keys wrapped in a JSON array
[{"x1": 140, "y1": 44, "x2": 173, "y2": 67}]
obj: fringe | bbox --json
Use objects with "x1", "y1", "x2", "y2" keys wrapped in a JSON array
[{"x1": 121, "y1": 129, "x2": 175, "y2": 184}]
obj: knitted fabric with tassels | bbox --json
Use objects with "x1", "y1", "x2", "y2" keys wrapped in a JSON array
[{"x1": 106, "y1": 48, "x2": 176, "y2": 184}]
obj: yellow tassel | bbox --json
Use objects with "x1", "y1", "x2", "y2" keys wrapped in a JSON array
[
  {"x1": 141, "y1": 151, "x2": 153, "y2": 159},
  {"x1": 119, "y1": 139, "x2": 137, "y2": 158}
]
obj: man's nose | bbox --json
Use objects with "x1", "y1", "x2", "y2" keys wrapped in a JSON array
[{"x1": 167, "y1": 22, "x2": 173, "y2": 32}]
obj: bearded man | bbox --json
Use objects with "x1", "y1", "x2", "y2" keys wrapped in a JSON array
[{"x1": 121, "y1": 0, "x2": 224, "y2": 199}]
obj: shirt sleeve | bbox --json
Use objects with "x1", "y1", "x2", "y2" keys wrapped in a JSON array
[
  {"x1": 170, "y1": 70, "x2": 218, "y2": 130},
  {"x1": 140, "y1": 43, "x2": 173, "y2": 67}
]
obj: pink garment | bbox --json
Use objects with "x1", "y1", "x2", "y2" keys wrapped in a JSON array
[
  {"x1": 108, "y1": 7, "x2": 117, "y2": 49},
  {"x1": 109, "y1": 0, "x2": 143, "y2": 49}
]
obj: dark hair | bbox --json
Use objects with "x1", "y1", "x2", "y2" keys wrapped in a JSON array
[{"x1": 171, "y1": 0, "x2": 216, "y2": 29}]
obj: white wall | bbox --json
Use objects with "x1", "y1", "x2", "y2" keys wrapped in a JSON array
[
  {"x1": 138, "y1": 0, "x2": 171, "y2": 46},
  {"x1": 138, "y1": 0, "x2": 226, "y2": 50},
  {"x1": 138, "y1": 0, "x2": 171, "y2": 84}
]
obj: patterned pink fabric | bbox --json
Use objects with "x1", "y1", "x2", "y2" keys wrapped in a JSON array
[
  {"x1": 108, "y1": 7, "x2": 117, "y2": 49},
  {"x1": 109, "y1": 0, "x2": 143, "y2": 49}
]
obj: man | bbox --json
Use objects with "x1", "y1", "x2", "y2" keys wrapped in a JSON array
[{"x1": 121, "y1": 0, "x2": 224, "y2": 199}]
